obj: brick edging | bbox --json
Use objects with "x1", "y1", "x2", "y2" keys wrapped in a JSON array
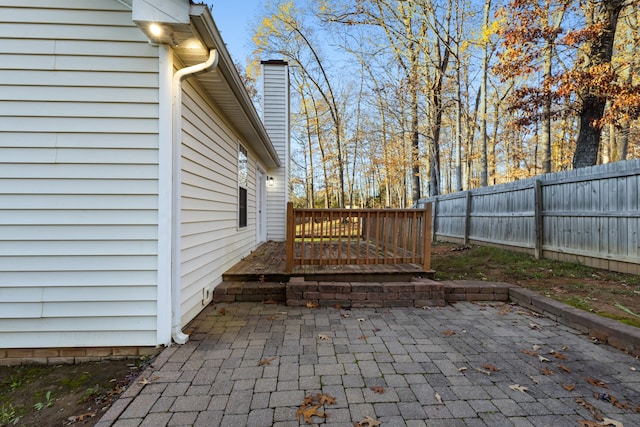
[{"x1": 509, "y1": 286, "x2": 640, "y2": 356}]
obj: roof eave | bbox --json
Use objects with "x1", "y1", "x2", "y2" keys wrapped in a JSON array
[{"x1": 187, "y1": 4, "x2": 281, "y2": 168}]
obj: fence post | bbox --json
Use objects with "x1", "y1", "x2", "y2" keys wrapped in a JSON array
[
  {"x1": 534, "y1": 180, "x2": 543, "y2": 259},
  {"x1": 423, "y1": 203, "x2": 432, "y2": 271},
  {"x1": 464, "y1": 191, "x2": 472, "y2": 245},
  {"x1": 285, "y1": 202, "x2": 294, "y2": 272},
  {"x1": 431, "y1": 196, "x2": 438, "y2": 243}
]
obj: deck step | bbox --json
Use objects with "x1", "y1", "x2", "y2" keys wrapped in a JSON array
[
  {"x1": 213, "y1": 279, "x2": 513, "y2": 306},
  {"x1": 213, "y1": 281, "x2": 286, "y2": 304},
  {"x1": 285, "y1": 277, "x2": 445, "y2": 308}
]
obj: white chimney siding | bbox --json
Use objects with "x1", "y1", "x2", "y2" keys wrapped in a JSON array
[{"x1": 262, "y1": 60, "x2": 290, "y2": 242}]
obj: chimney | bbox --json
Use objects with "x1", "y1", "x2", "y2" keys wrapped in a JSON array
[{"x1": 262, "y1": 60, "x2": 289, "y2": 242}]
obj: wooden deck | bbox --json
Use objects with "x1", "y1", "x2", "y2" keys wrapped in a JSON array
[{"x1": 223, "y1": 241, "x2": 433, "y2": 282}]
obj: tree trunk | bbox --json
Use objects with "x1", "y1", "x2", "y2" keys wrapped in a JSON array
[
  {"x1": 572, "y1": 0, "x2": 624, "y2": 168},
  {"x1": 479, "y1": 0, "x2": 491, "y2": 186}
]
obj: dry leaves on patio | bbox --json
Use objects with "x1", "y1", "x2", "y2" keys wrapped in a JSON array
[{"x1": 297, "y1": 393, "x2": 336, "y2": 424}]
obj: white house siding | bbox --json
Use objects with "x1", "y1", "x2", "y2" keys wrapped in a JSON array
[
  {"x1": 179, "y1": 73, "x2": 262, "y2": 326},
  {"x1": 262, "y1": 62, "x2": 289, "y2": 241},
  {"x1": 0, "y1": 1, "x2": 160, "y2": 347}
]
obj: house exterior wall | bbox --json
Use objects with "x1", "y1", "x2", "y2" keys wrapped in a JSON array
[
  {"x1": 178, "y1": 73, "x2": 264, "y2": 326},
  {"x1": 262, "y1": 61, "x2": 289, "y2": 241},
  {"x1": 0, "y1": 1, "x2": 160, "y2": 347}
]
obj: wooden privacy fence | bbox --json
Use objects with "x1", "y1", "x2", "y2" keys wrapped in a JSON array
[
  {"x1": 416, "y1": 159, "x2": 640, "y2": 275},
  {"x1": 285, "y1": 202, "x2": 432, "y2": 273}
]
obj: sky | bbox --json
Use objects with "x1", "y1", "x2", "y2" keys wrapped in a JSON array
[{"x1": 204, "y1": 1, "x2": 265, "y2": 64}]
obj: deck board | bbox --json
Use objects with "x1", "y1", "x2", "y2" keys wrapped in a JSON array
[{"x1": 223, "y1": 241, "x2": 432, "y2": 282}]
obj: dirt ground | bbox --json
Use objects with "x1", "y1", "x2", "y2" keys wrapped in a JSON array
[
  {"x1": 1, "y1": 242, "x2": 638, "y2": 426},
  {"x1": 0, "y1": 359, "x2": 147, "y2": 427}
]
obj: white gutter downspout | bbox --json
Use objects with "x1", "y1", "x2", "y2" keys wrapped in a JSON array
[{"x1": 171, "y1": 49, "x2": 219, "y2": 344}]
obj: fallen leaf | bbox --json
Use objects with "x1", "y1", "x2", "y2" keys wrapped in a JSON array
[
  {"x1": 508, "y1": 384, "x2": 528, "y2": 393},
  {"x1": 561, "y1": 383, "x2": 576, "y2": 391},
  {"x1": 558, "y1": 364, "x2": 572, "y2": 373},
  {"x1": 67, "y1": 412, "x2": 96, "y2": 422},
  {"x1": 334, "y1": 303, "x2": 341, "y2": 310},
  {"x1": 137, "y1": 377, "x2": 151, "y2": 386},
  {"x1": 318, "y1": 334, "x2": 330, "y2": 340},
  {"x1": 528, "y1": 375, "x2": 539, "y2": 384},
  {"x1": 584, "y1": 376, "x2": 609, "y2": 389},
  {"x1": 262, "y1": 298, "x2": 277, "y2": 304},
  {"x1": 538, "y1": 355, "x2": 551, "y2": 363},
  {"x1": 266, "y1": 315, "x2": 278, "y2": 320},
  {"x1": 578, "y1": 421, "x2": 601, "y2": 427},
  {"x1": 520, "y1": 349, "x2": 537, "y2": 357},
  {"x1": 540, "y1": 367, "x2": 554, "y2": 376},
  {"x1": 442, "y1": 330, "x2": 456, "y2": 336},
  {"x1": 359, "y1": 335, "x2": 369, "y2": 340},
  {"x1": 358, "y1": 318, "x2": 366, "y2": 322},
  {"x1": 341, "y1": 313, "x2": 350, "y2": 318},
  {"x1": 370, "y1": 386, "x2": 385, "y2": 394},
  {"x1": 355, "y1": 415, "x2": 381, "y2": 427},
  {"x1": 482, "y1": 363, "x2": 500, "y2": 372},
  {"x1": 296, "y1": 404, "x2": 325, "y2": 424},
  {"x1": 458, "y1": 367, "x2": 468, "y2": 372},
  {"x1": 435, "y1": 392, "x2": 443, "y2": 403},
  {"x1": 218, "y1": 307, "x2": 226, "y2": 315},
  {"x1": 576, "y1": 397, "x2": 604, "y2": 421},
  {"x1": 474, "y1": 367, "x2": 492, "y2": 375},
  {"x1": 550, "y1": 350, "x2": 568, "y2": 360},
  {"x1": 595, "y1": 393, "x2": 629, "y2": 410},
  {"x1": 318, "y1": 393, "x2": 336, "y2": 405},
  {"x1": 532, "y1": 344, "x2": 542, "y2": 351},
  {"x1": 601, "y1": 418, "x2": 624, "y2": 427},
  {"x1": 306, "y1": 301, "x2": 319, "y2": 308},
  {"x1": 258, "y1": 357, "x2": 277, "y2": 366},
  {"x1": 529, "y1": 322, "x2": 541, "y2": 330}
]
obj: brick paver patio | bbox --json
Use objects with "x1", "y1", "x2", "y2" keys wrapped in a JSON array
[{"x1": 97, "y1": 301, "x2": 640, "y2": 426}]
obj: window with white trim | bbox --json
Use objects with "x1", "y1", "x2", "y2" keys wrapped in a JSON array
[{"x1": 238, "y1": 144, "x2": 248, "y2": 228}]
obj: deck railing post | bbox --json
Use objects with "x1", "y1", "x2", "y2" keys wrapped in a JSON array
[
  {"x1": 285, "y1": 202, "x2": 294, "y2": 273},
  {"x1": 423, "y1": 203, "x2": 432, "y2": 271}
]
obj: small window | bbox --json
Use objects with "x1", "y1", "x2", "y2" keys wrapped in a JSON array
[
  {"x1": 238, "y1": 145, "x2": 248, "y2": 228},
  {"x1": 239, "y1": 145, "x2": 248, "y2": 187},
  {"x1": 239, "y1": 187, "x2": 247, "y2": 228}
]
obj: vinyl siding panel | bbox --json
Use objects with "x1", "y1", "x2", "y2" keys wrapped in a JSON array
[
  {"x1": 178, "y1": 75, "x2": 260, "y2": 325},
  {"x1": 0, "y1": 1, "x2": 160, "y2": 347}
]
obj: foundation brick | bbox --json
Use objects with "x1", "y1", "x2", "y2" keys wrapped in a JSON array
[
  {"x1": 6, "y1": 349, "x2": 34, "y2": 358},
  {"x1": 33, "y1": 349, "x2": 60, "y2": 358}
]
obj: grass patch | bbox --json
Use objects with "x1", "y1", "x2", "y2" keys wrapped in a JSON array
[
  {"x1": 563, "y1": 296, "x2": 592, "y2": 311},
  {"x1": 432, "y1": 244, "x2": 599, "y2": 282},
  {"x1": 599, "y1": 312, "x2": 640, "y2": 328}
]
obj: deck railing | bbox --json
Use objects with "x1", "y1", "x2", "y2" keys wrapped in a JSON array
[{"x1": 285, "y1": 202, "x2": 432, "y2": 273}]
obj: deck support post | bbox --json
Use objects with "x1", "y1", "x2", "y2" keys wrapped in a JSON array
[{"x1": 285, "y1": 202, "x2": 294, "y2": 273}]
